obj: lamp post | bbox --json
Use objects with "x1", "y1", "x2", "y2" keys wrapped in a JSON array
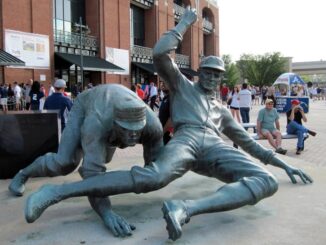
[{"x1": 74, "y1": 17, "x2": 88, "y2": 90}]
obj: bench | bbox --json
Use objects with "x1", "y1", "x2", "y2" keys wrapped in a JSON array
[
  {"x1": 241, "y1": 123, "x2": 308, "y2": 140},
  {"x1": 234, "y1": 123, "x2": 308, "y2": 148},
  {"x1": 249, "y1": 132, "x2": 308, "y2": 140},
  {"x1": 242, "y1": 123, "x2": 257, "y2": 133}
]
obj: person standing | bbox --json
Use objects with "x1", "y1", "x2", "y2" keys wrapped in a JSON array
[
  {"x1": 13, "y1": 81, "x2": 22, "y2": 110},
  {"x1": 228, "y1": 86, "x2": 241, "y2": 123},
  {"x1": 48, "y1": 84, "x2": 55, "y2": 96},
  {"x1": 158, "y1": 82, "x2": 173, "y2": 145},
  {"x1": 220, "y1": 83, "x2": 229, "y2": 104},
  {"x1": 24, "y1": 82, "x2": 32, "y2": 110},
  {"x1": 43, "y1": 79, "x2": 73, "y2": 132},
  {"x1": 0, "y1": 83, "x2": 9, "y2": 112},
  {"x1": 149, "y1": 81, "x2": 159, "y2": 110},
  {"x1": 29, "y1": 81, "x2": 45, "y2": 111},
  {"x1": 286, "y1": 99, "x2": 317, "y2": 155},
  {"x1": 136, "y1": 84, "x2": 145, "y2": 100},
  {"x1": 7, "y1": 84, "x2": 15, "y2": 111},
  {"x1": 238, "y1": 83, "x2": 252, "y2": 125},
  {"x1": 261, "y1": 85, "x2": 267, "y2": 105},
  {"x1": 257, "y1": 99, "x2": 287, "y2": 154},
  {"x1": 141, "y1": 82, "x2": 150, "y2": 103}
]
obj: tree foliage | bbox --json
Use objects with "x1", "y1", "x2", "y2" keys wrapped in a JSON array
[
  {"x1": 236, "y1": 53, "x2": 287, "y2": 88},
  {"x1": 222, "y1": 54, "x2": 240, "y2": 88}
]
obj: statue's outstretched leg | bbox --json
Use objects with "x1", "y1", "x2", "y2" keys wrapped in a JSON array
[
  {"x1": 25, "y1": 171, "x2": 137, "y2": 223},
  {"x1": 162, "y1": 174, "x2": 278, "y2": 241}
]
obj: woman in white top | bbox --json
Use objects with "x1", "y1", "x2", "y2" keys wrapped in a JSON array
[{"x1": 228, "y1": 86, "x2": 241, "y2": 123}]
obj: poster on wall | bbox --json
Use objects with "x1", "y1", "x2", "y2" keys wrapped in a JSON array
[
  {"x1": 5, "y1": 29, "x2": 50, "y2": 69},
  {"x1": 106, "y1": 47, "x2": 129, "y2": 75}
]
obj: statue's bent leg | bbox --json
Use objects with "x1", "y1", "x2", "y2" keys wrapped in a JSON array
[
  {"x1": 9, "y1": 102, "x2": 84, "y2": 196},
  {"x1": 162, "y1": 141, "x2": 278, "y2": 241}
]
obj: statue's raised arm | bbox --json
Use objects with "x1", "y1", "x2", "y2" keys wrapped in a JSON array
[{"x1": 153, "y1": 7, "x2": 197, "y2": 91}]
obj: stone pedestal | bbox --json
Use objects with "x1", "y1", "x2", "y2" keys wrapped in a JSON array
[{"x1": 0, "y1": 111, "x2": 60, "y2": 179}]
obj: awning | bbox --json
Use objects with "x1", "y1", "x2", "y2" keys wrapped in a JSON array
[
  {"x1": 133, "y1": 62, "x2": 157, "y2": 75},
  {"x1": 55, "y1": 53, "x2": 124, "y2": 72},
  {"x1": 0, "y1": 49, "x2": 25, "y2": 66},
  {"x1": 180, "y1": 68, "x2": 198, "y2": 77}
]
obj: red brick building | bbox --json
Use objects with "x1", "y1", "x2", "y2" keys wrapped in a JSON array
[{"x1": 0, "y1": 0, "x2": 220, "y2": 90}]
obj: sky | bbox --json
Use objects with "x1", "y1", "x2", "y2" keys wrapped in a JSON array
[{"x1": 218, "y1": 0, "x2": 326, "y2": 62}]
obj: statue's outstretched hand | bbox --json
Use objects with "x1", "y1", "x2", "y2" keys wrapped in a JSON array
[
  {"x1": 284, "y1": 165, "x2": 313, "y2": 184},
  {"x1": 181, "y1": 6, "x2": 198, "y2": 26},
  {"x1": 102, "y1": 210, "x2": 136, "y2": 237},
  {"x1": 268, "y1": 156, "x2": 313, "y2": 184}
]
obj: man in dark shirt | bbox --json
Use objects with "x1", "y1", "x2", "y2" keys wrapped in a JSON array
[
  {"x1": 158, "y1": 82, "x2": 172, "y2": 145},
  {"x1": 43, "y1": 79, "x2": 73, "y2": 131},
  {"x1": 286, "y1": 99, "x2": 317, "y2": 154}
]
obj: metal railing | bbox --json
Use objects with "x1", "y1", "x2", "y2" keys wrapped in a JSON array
[
  {"x1": 54, "y1": 30, "x2": 98, "y2": 49},
  {"x1": 175, "y1": 53, "x2": 190, "y2": 67},
  {"x1": 203, "y1": 19, "x2": 214, "y2": 33},
  {"x1": 131, "y1": 45, "x2": 153, "y2": 63},
  {"x1": 173, "y1": 3, "x2": 185, "y2": 19},
  {"x1": 131, "y1": 45, "x2": 190, "y2": 67},
  {"x1": 131, "y1": 0, "x2": 154, "y2": 8}
]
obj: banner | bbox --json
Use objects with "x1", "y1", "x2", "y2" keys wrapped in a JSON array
[
  {"x1": 106, "y1": 47, "x2": 129, "y2": 75},
  {"x1": 5, "y1": 29, "x2": 50, "y2": 68}
]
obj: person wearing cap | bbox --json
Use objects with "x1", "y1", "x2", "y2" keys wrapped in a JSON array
[
  {"x1": 257, "y1": 99, "x2": 287, "y2": 155},
  {"x1": 23, "y1": 7, "x2": 313, "y2": 241},
  {"x1": 286, "y1": 99, "x2": 317, "y2": 155},
  {"x1": 43, "y1": 79, "x2": 73, "y2": 131},
  {"x1": 9, "y1": 84, "x2": 163, "y2": 237}
]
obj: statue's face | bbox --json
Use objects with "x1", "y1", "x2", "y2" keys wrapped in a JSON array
[
  {"x1": 198, "y1": 68, "x2": 223, "y2": 92},
  {"x1": 115, "y1": 123, "x2": 143, "y2": 147}
]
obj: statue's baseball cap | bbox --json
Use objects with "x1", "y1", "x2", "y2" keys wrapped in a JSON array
[
  {"x1": 199, "y1": 56, "x2": 225, "y2": 72},
  {"x1": 114, "y1": 99, "x2": 146, "y2": 131},
  {"x1": 54, "y1": 79, "x2": 67, "y2": 88}
]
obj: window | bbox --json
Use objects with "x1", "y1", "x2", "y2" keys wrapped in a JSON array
[
  {"x1": 130, "y1": 5, "x2": 145, "y2": 46},
  {"x1": 53, "y1": 0, "x2": 84, "y2": 33},
  {"x1": 174, "y1": 0, "x2": 184, "y2": 7}
]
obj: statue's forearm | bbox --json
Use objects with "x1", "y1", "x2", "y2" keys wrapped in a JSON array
[
  {"x1": 265, "y1": 156, "x2": 291, "y2": 170},
  {"x1": 153, "y1": 20, "x2": 191, "y2": 57},
  {"x1": 174, "y1": 20, "x2": 191, "y2": 36}
]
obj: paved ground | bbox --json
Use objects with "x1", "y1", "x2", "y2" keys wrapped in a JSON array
[{"x1": 0, "y1": 100, "x2": 325, "y2": 245}]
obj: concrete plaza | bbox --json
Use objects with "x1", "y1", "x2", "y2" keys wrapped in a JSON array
[{"x1": 0, "y1": 100, "x2": 325, "y2": 245}]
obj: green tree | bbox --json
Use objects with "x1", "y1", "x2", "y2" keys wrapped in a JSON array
[
  {"x1": 222, "y1": 54, "x2": 240, "y2": 88},
  {"x1": 300, "y1": 74, "x2": 311, "y2": 83},
  {"x1": 236, "y1": 52, "x2": 287, "y2": 88}
]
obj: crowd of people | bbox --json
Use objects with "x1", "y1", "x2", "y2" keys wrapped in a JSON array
[
  {"x1": 0, "y1": 79, "x2": 73, "y2": 132},
  {"x1": 0, "y1": 80, "x2": 51, "y2": 112},
  {"x1": 220, "y1": 83, "x2": 318, "y2": 155},
  {"x1": 1, "y1": 75, "x2": 319, "y2": 155}
]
